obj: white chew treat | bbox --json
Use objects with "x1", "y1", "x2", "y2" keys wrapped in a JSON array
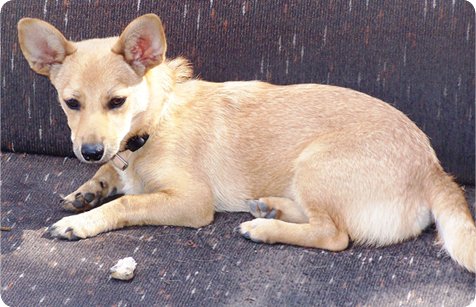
[{"x1": 110, "y1": 257, "x2": 137, "y2": 280}]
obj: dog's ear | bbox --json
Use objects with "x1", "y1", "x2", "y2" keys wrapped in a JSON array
[
  {"x1": 17, "y1": 18, "x2": 76, "y2": 76},
  {"x1": 112, "y1": 14, "x2": 167, "y2": 76}
]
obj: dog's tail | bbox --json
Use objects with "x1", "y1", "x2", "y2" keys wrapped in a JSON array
[{"x1": 430, "y1": 171, "x2": 476, "y2": 272}]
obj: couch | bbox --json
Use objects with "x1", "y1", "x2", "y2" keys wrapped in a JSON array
[{"x1": 1, "y1": 0, "x2": 474, "y2": 306}]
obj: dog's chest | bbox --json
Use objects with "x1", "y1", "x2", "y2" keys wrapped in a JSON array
[
  {"x1": 113, "y1": 156, "x2": 144, "y2": 194},
  {"x1": 118, "y1": 169, "x2": 144, "y2": 194},
  {"x1": 207, "y1": 164, "x2": 250, "y2": 212}
]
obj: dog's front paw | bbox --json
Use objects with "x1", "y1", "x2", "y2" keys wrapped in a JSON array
[
  {"x1": 61, "y1": 186, "x2": 119, "y2": 213},
  {"x1": 48, "y1": 213, "x2": 99, "y2": 240},
  {"x1": 239, "y1": 218, "x2": 277, "y2": 244},
  {"x1": 61, "y1": 192, "x2": 98, "y2": 213}
]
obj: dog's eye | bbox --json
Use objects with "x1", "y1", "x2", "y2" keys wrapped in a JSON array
[
  {"x1": 64, "y1": 98, "x2": 80, "y2": 110},
  {"x1": 108, "y1": 97, "x2": 126, "y2": 109}
]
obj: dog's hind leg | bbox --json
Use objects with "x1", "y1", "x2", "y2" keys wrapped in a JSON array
[
  {"x1": 239, "y1": 216, "x2": 349, "y2": 251},
  {"x1": 240, "y1": 183, "x2": 349, "y2": 251},
  {"x1": 61, "y1": 162, "x2": 123, "y2": 212},
  {"x1": 240, "y1": 138, "x2": 350, "y2": 251},
  {"x1": 240, "y1": 193, "x2": 349, "y2": 251},
  {"x1": 246, "y1": 197, "x2": 308, "y2": 223}
]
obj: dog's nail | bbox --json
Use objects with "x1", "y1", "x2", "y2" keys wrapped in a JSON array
[
  {"x1": 75, "y1": 192, "x2": 82, "y2": 199},
  {"x1": 99, "y1": 181, "x2": 106, "y2": 189},
  {"x1": 242, "y1": 231, "x2": 251, "y2": 239},
  {"x1": 84, "y1": 193, "x2": 95, "y2": 203},
  {"x1": 48, "y1": 225, "x2": 60, "y2": 237},
  {"x1": 61, "y1": 201, "x2": 78, "y2": 212},
  {"x1": 65, "y1": 227, "x2": 79, "y2": 241}
]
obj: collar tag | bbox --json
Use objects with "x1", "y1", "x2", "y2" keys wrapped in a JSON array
[
  {"x1": 112, "y1": 152, "x2": 129, "y2": 171},
  {"x1": 112, "y1": 134, "x2": 149, "y2": 171}
]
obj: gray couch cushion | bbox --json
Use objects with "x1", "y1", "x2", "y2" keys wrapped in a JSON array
[
  {"x1": 1, "y1": 0, "x2": 474, "y2": 184},
  {"x1": 1, "y1": 153, "x2": 475, "y2": 306}
]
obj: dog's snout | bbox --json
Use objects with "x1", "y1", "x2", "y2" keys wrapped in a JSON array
[{"x1": 81, "y1": 144, "x2": 104, "y2": 161}]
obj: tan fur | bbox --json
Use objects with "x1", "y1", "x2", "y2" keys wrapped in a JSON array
[{"x1": 18, "y1": 14, "x2": 476, "y2": 272}]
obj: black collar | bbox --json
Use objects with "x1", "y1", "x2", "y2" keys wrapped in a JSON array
[
  {"x1": 124, "y1": 134, "x2": 149, "y2": 152},
  {"x1": 112, "y1": 133, "x2": 149, "y2": 171}
]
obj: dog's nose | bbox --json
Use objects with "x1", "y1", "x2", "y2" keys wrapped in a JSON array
[{"x1": 81, "y1": 144, "x2": 104, "y2": 161}]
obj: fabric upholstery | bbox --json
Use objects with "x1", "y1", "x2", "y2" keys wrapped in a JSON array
[
  {"x1": 0, "y1": 0, "x2": 474, "y2": 183},
  {"x1": 1, "y1": 153, "x2": 475, "y2": 306},
  {"x1": 1, "y1": 1, "x2": 475, "y2": 306}
]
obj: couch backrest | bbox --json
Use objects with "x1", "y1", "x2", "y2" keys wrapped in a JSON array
[{"x1": 1, "y1": 0, "x2": 474, "y2": 184}]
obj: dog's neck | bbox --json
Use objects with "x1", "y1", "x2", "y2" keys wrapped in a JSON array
[
  {"x1": 112, "y1": 58, "x2": 192, "y2": 170},
  {"x1": 112, "y1": 133, "x2": 149, "y2": 171},
  {"x1": 120, "y1": 57, "x2": 193, "y2": 151}
]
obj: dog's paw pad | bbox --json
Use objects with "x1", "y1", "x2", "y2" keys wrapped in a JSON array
[
  {"x1": 61, "y1": 192, "x2": 97, "y2": 212},
  {"x1": 83, "y1": 193, "x2": 95, "y2": 203},
  {"x1": 72, "y1": 199, "x2": 85, "y2": 209},
  {"x1": 246, "y1": 200, "x2": 279, "y2": 219}
]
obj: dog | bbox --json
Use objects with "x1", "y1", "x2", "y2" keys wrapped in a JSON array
[{"x1": 18, "y1": 13, "x2": 475, "y2": 272}]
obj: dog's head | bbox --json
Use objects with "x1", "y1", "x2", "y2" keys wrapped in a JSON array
[{"x1": 17, "y1": 14, "x2": 167, "y2": 163}]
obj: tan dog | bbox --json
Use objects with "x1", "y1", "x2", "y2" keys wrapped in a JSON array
[{"x1": 18, "y1": 14, "x2": 475, "y2": 272}]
